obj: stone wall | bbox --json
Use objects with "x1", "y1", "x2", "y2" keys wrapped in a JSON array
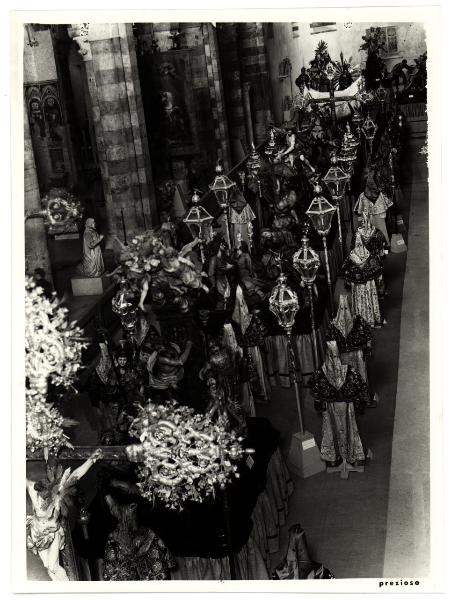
[{"x1": 134, "y1": 23, "x2": 231, "y2": 196}]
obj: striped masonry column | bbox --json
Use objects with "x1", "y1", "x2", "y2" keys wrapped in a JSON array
[
  {"x1": 24, "y1": 99, "x2": 52, "y2": 279},
  {"x1": 201, "y1": 23, "x2": 232, "y2": 171},
  {"x1": 68, "y1": 23, "x2": 157, "y2": 241},
  {"x1": 216, "y1": 23, "x2": 249, "y2": 162},
  {"x1": 238, "y1": 23, "x2": 274, "y2": 145}
]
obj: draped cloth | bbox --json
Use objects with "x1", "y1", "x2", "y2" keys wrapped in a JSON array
[
  {"x1": 322, "y1": 341, "x2": 348, "y2": 390},
  {"x1": 329, "y1": 295, "x2": 369, "y2": 381},
  {"x1": 310, "y1": 366, "x2": 367, "y2": 464},
  {"x1": 351, "y1": 280, "x2": 381, "y2": 328},
  {"x1": 171, "y1": 446, "x2": 293, "y2": 580},
  {"x1": 265, "y1": 309, "x2": 330, "y2": 388},
  {"x1": 343, "y1": 234, "x2": 382, "y2": 328},
  {"x1": 333, "y1": 294, "x2": 354, "y2": 341},
  {"x1": 321, "y1": 402, "x2": 365, "y2": 463},
  {"x1": 76, "y1": 218, "x2": 104, "y2": 277},
  {"x1": 230, "y1": 203, "x2": 256, "y2": 249}
]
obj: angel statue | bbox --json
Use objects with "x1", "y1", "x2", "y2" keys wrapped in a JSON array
[
  {"x1": 107, "y1": 233, "x2": 206, "y2": 313},
  {"x1": 26, "y1": 449, "x2": 103, "y2": 581}
]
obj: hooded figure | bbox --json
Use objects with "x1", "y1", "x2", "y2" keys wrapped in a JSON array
[
  {"x1": 326, "y1": 294, "x2": 373, "y2": 383},
  {"x1": 354, "y1": 173, "x2": 393, "y2": 243},
  {"x1": 342, "y1": 233, "x2": 382, "y2": 328},
  {"x1": 76, "y1": 217, "x2": 105, "y2": 277},
  {"x1": 310, "y1": 341, "x2": 367, "y2": 466}
]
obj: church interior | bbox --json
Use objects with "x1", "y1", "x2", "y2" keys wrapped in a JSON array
[{"x1": 23, "y1": 21, "x2": 429, "y2": 582}]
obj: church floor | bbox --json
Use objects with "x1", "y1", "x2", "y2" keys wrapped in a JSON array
[{"x1": 257, "y1": 134, "x2": 427, "y2": 579}]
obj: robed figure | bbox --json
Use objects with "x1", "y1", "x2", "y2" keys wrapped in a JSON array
[
  {"x1": 76, "y1": 218, "x2": 105, "y2": 277},
  {"x1": 310, "y1": 342, "x2": 367, "y2": 466}
]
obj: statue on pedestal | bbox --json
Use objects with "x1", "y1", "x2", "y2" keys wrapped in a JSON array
[{"x1": 76, "y1": 218, "x2": 105, "y2": 277}]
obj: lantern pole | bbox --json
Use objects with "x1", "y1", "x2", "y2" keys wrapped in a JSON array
[
  {"x1": 286, "y1": 331, "x2": 304, "y2": 435},
  {"x1": 269, "y1": 272, "x2": 324, "y2": 478},
  {"x1": 322, "y1": 234, "x2": 335, "y2": 313},
  {"x1": 308, "y1": 285, "x2": 319, "y2": 371}
]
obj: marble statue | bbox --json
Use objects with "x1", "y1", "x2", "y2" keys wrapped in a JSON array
[{"x1": 76, "y1": 218, "x2": 105, "y2": 277}]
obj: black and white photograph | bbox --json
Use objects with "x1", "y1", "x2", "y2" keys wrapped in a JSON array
[{"x1": 9, "y1": 5, "x2": 444, "y2": 593}]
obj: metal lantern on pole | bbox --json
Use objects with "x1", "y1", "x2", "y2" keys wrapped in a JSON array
[
  {"x1": 376, "y1": 83, "x2": 388, "y2": 109},
  {"x1": 306, "y1": 184, "x2": 336, "y2": 311},
  {"x1": 361, "y1": 115, "x2": 377, "y2": 157},
  {"x1": 322, "y1": 155, "x2": 348, "y2": 255},
  {"x1": 269, "y1": 272, "x2": 324, "y2": 479},
  {"x1": 265, "y1": 128, "x2": 277, "y2": 161},
  {"x1": 292, "y1": 235, "x2": 321, "y2": 369},
  {"x1": 352, "y1": 107, "x2": 364, "y2": 130},
  {"x1": 183, "y1": 189, "x2": 214, "y2": 263},
  {"x1": 325, "y1": 61, "x2": 337, "y2": 133},
  {"x1": 246, "y1": 143, "x2": 264, "y2": 229},
  {"x1": 209, "y1": 160, "x2": 236, "y2": 248}
]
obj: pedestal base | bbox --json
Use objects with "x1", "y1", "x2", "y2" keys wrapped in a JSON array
[
  {"x1": 326, "y1": 459, "x2": 364, "y2": 480},
  {"x1": 287, "y1": 431, "x2": 325, "y2": 479},
  {"x1": 71, "y1": 275, "x2": 106, "y2": 296}
]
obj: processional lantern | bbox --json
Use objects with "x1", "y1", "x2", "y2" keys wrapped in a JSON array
[
  {"x1": 269, "y1": 269, "x2": 324, "y2": 478},
  {"x1": 265, "y1": 128, "x2": 277, "y2": 160},
  {"x1": 269, "y1": 272, "x2": 300, "y2": 335},
  {"x1": 183, "y1": 189, "x2": 214, "y2": 263},
  {"x1": 246, "y1": 142, "x2": 264, "y2": 227},
  {"x1": 306, "y1": 184, "x2": 336, "y2": 309},
  {"x1": 323, "y1": 154, "x2": 349, "y2": 254},
  {"x1": 209, "y1": 160, "x2": 235, "y2": 248},
  {"x1": 361, "y1": 115, "x2": 378, "y2": 155},
  {"x1": 293, "y1": 235, "x2": 321, "y2": 286},
  {"x1": 352, "y1": 108, "x2": 364, "y2": 129},
  {"x1": 292, "y1": 235, "x2": 321, "y2": 368}
]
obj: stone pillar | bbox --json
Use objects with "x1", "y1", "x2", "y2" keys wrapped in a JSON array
[
  {"x1": 238, "y1": 23, "x2": 274, "y2": 145},
  {"x1": 68, "y1": 23, "x2": 158, "y2": 241},
  {"x1": 241, "y1": 82, "x2": 255, "y2": 149},
  {"x1": 201, "y1": 23, "x2": 232, "y2": 171},
  {"x1": 216, "y1": 24, "x2": 248, "y2": 162},
  {"x1": 24, "y1": 100, "x2": 52, "y2": 280}
]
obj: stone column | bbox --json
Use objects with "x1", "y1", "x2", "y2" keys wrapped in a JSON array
[
  {"x1": 24, "y1": 100, "x2": 52, "y2": 279},
  {"x1": 201, "y1": 23, "x2": 232, "y2": 171},
  {"x1": 216, "y1": 24, "x2": 248, "y2": 162},
  {"x1": 241, "y1": 82, "x2": 255, "y2": 149},
  {"x1": 68, "y1": 23, "x2": 158, "y2": 241},
  {"x1": 238, "y1": 23, "x2": 274, "y2": 145}
]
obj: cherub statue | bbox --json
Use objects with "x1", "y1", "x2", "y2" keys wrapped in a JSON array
[{"x1": 26, "y1": 449, "x2": 103, "y2": 580}]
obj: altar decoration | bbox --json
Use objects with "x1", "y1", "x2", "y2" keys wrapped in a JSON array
[
  {"x1": 26, "y1": 389, "x2": 77, "y2": 459},
  {"x1": 26, "y1": 277, "x2": 87, "y2": 391},
  {"x1": 25, "y1": 277, "x2": 86, "y2": 456},
  {"x1": 127, "y1": 401, "x2": 253, "y2": 510},
  {"x1": 110, "y1": 230, "x2": 207, "y2": 311},
  {"x1": 25, "y1": 188, "x2": 83, "y2": 235}
]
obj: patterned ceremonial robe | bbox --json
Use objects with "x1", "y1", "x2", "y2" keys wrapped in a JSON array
[
  {"x1": 230, "y1": 203, "x2": 256, "y2": 249},
  {"x1": 354, "y1": 192, "x2": 393, "y2": 243},
  {"x1": 326, "y1": 316, "x2": 372, "y2": 381},
  {"x1": 342, "y1": 254, "x2": 382, "y2": 328},
  {"x1": 351, "y1": 228, "x2": 387, "y2": 259},
  {"x1": 309, "y1": 367, "x2": 367, "y2": 464},
  {"x1": 352, "y1": 227, "x2": 388, "y2": 296}
]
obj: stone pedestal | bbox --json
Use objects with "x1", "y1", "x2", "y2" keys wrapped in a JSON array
[
  {"x1": 287, "y1": 431, "x2": 325, "y2": 479},
  {"x1": 71, "y1": 275, "x2": 106, "y2": 296}
]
